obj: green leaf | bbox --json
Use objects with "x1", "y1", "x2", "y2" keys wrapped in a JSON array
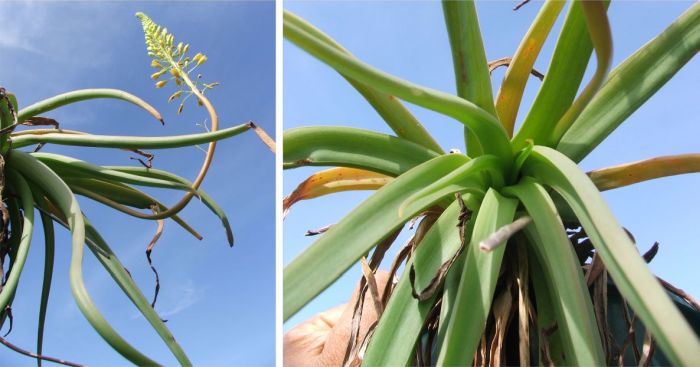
[
  {"x1": 528, "y1": 249, "x2": 567, "y2": 365},
  {"x1": 436, "y1": 189, "x2": 518, "y2": 366},
  {"x1": 284, "y1": 11, "x2": 443, "y2": 153},
  {"x1": 32, "y1": 179, "x2": 192, "y2": 365},
  {"x1": 442, "y1": 1, "x2": 495, "y2": 115},
  {"x1": 64, "y1": 177, "x2": 203, "y2": 241},
  {"x1": 521, "y1": 145, "x2": 700, "y2": 365},
  {"x1": 0, "y1": 172, "x2": 34, "y2": 314},
  {"x1": 33, "y1": 152, "x2": 192, "y2": 191},
  {"x1": 0, "y1": 199, "x2": 21, "y2": 329},
  {"x1": 495, "y1": 0, "x2": 565, "y2": 135},
  {"x1": 284, "y1": 11, "x2": 512, "y2": 164},
  {"x1": 18, "y1": 88, "x2": 164, "y2": 124},
  {"x1": 399, "y1": 154, "x2": 504, "y2": 216},
  {"x1": 504, "y1": 179, "x2": 604, "y2": 365},
  {"x1": 36, "y1": 212, "x2": 55, "y2": 367},
  {"x1": 558, "y1": 1, "x2": 700, "y2": 162},
  {"x1": 103, "y1": 166, "x2": 233, "y2": 245},
  {"x1": 10, "y1": 122, "x2": 252, "y2": 150},
  {"x1": 284, "y1": 154, "x2": 468, "y2": 320},
  {"x1": 549, "y1": 0, "x2": 613, "y2": 145},
  {"x1": 83, "y1": 218, "x2": 192, "y2": 366},
  {"x1": 8, "y1": 150, "x2": 160, "y2": 366},
  {"x1": 283, "y1": 126, "x2": 440, "y2": 176},
  {"x1": 365, "y1": 196, "x2": 478, "y2": 365},
  {"x1": 442, "y1": 1, "x2": 496, "y2": 151},
  {"x1": 512, "y1": 1, "x2": 609, "y2": 151}
]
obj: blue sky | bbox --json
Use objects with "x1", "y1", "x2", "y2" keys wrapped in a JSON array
[
  {"x1": 1, "y1": 2, "x2": 274, "y2": 366},
  {"x1": 283, "y1": 1, "x2": 700, "y2": 330}
]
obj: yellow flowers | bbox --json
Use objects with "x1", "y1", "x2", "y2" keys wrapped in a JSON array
[
  {"x1": 168, "y1": 90, "x2": 182, "y2": 102},
  {"x1": 151, "y1": 69, "x2": 167, "y2": 79},
  {"x1": 138, "y1": 11, "x2": 216, "y2": 113},
  {"x1": 193, "y1": 53, "x2": 207, "y2": 66}
]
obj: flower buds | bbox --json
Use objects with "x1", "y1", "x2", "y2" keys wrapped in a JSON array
[
  {"x1": 168, "y1": 90, "x2": 182, "y2": 102},
  {"x1": 151, "y1": 69, "x2": 167, "y2": 79},
  {"x1": 193, "y1": 53, "x2": 207, "y2": 66}
]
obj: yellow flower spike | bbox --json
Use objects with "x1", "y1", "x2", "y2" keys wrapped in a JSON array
[
  {"x1": 193, "y1": 53, "x2": 203, "y2": 63},
  {"x1": 196, "y1": 55, "x2": 207, "y2": 66},
  {"x1": 176, "y1": 42, "x2": 183, "y2": 54},
  {"x1": 150, "y1": 60, "x2": 163, "y2": 68},
  {"x1": 183, "y1": 44, "x2": 190, "y2": 54},
  {"x1": 155, "y1": 80, "x2": 168, "y2": 88},
  {"x1": 170, "y1": 68, "x2": 180, "y2": 78}
]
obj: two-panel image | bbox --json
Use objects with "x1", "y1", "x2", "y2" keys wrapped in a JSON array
[{"x1": 1, "y1": 1, "x2": 699, "y2": 366}]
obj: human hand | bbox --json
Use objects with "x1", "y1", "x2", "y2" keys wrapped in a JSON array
[{"x1": 283, "y1": 271, "x2": 392, "y2": 366}]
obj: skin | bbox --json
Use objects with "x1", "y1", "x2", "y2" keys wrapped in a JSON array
[{"x1": 284, "y1": 271, "x2": 392, "y2": 366}]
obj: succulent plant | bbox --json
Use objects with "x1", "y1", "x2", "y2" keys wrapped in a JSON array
[
  {"x1": 0, "y1": 11, "x2": 272, "y2": 366},
  {"x1": 283, "y1": 1, "x2": 700, "y2": 365}
]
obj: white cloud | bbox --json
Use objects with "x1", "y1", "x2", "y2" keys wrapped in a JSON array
[
  {"x1": 0, "y1": 2, "x2": 120, "y2": 67},
  {"x1": 129, "y1": 278, "x2": 205, "y2": 320},
  {"x1": 158, "y1": 279, "x2": 205, "y2": 318},
  {"x1": 0, "y1": 2, "x2": 45, "y2": 53}
]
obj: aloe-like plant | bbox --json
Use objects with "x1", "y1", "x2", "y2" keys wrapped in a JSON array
[
  {"x1": 284, "y1": 1, "x2": 700, "y2": 365},
  {"x1": 0, "y1": 12, "x2": 273, "y2": 366}
]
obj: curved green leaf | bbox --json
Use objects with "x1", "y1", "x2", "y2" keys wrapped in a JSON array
[
  {"x1": 284, "y1": 11, "x2": 443, "y2": 153},
  {"x1": 283, "y1": 126, "x2": 440, "y2": 176},
  {"x1": 18, "y1": 88, "x2": 163, "y2": 123},
  {"x1": 0, "y1": 172, "x2": 34, "y2": 314},
  {"x1": 33, "y1": 152, "x2": 192, "y2": 191},
  {"x1": 83, "y1": 218, "x2": 192, "y2": 366},
  {"x1": 7, "y1": 151, "x2": 161, "y2": 366},
  {"x1": 284, "y1": 154, "x2": 468, "y2": 320},
  {"x1": 103, "y1": 166, "x2": 234, "y2": 245},
  {"x1": 549, "y1": 0, "x2": 612, "y2": 145},
  {"x1": 521, "y1": 145, "x2": 700, "y2": 365},
  {"x1": 399, "y1": 154, "x2": 504, "y2": 216},
  {"x1": 513, "y1": 1, "x2": 609, "y2": 150},
  {"x1": 559, "y1": 2, "x2": 700, "y2": 162},
  {"x1": 284, "y1": 11, "x2": 512, "y2": 164},
  {"x1": 0, "y1": 199, "x2": 21, "y2": 329},
  {"x1": 37, "y1": 212, "x2": 55, "y2": 367},
  {"x1": 30, "y1": 183, "x2": 192, "y2": 366},
  {"x1": 64, "y1": 178, "x2": 203, "y2": 241}
]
